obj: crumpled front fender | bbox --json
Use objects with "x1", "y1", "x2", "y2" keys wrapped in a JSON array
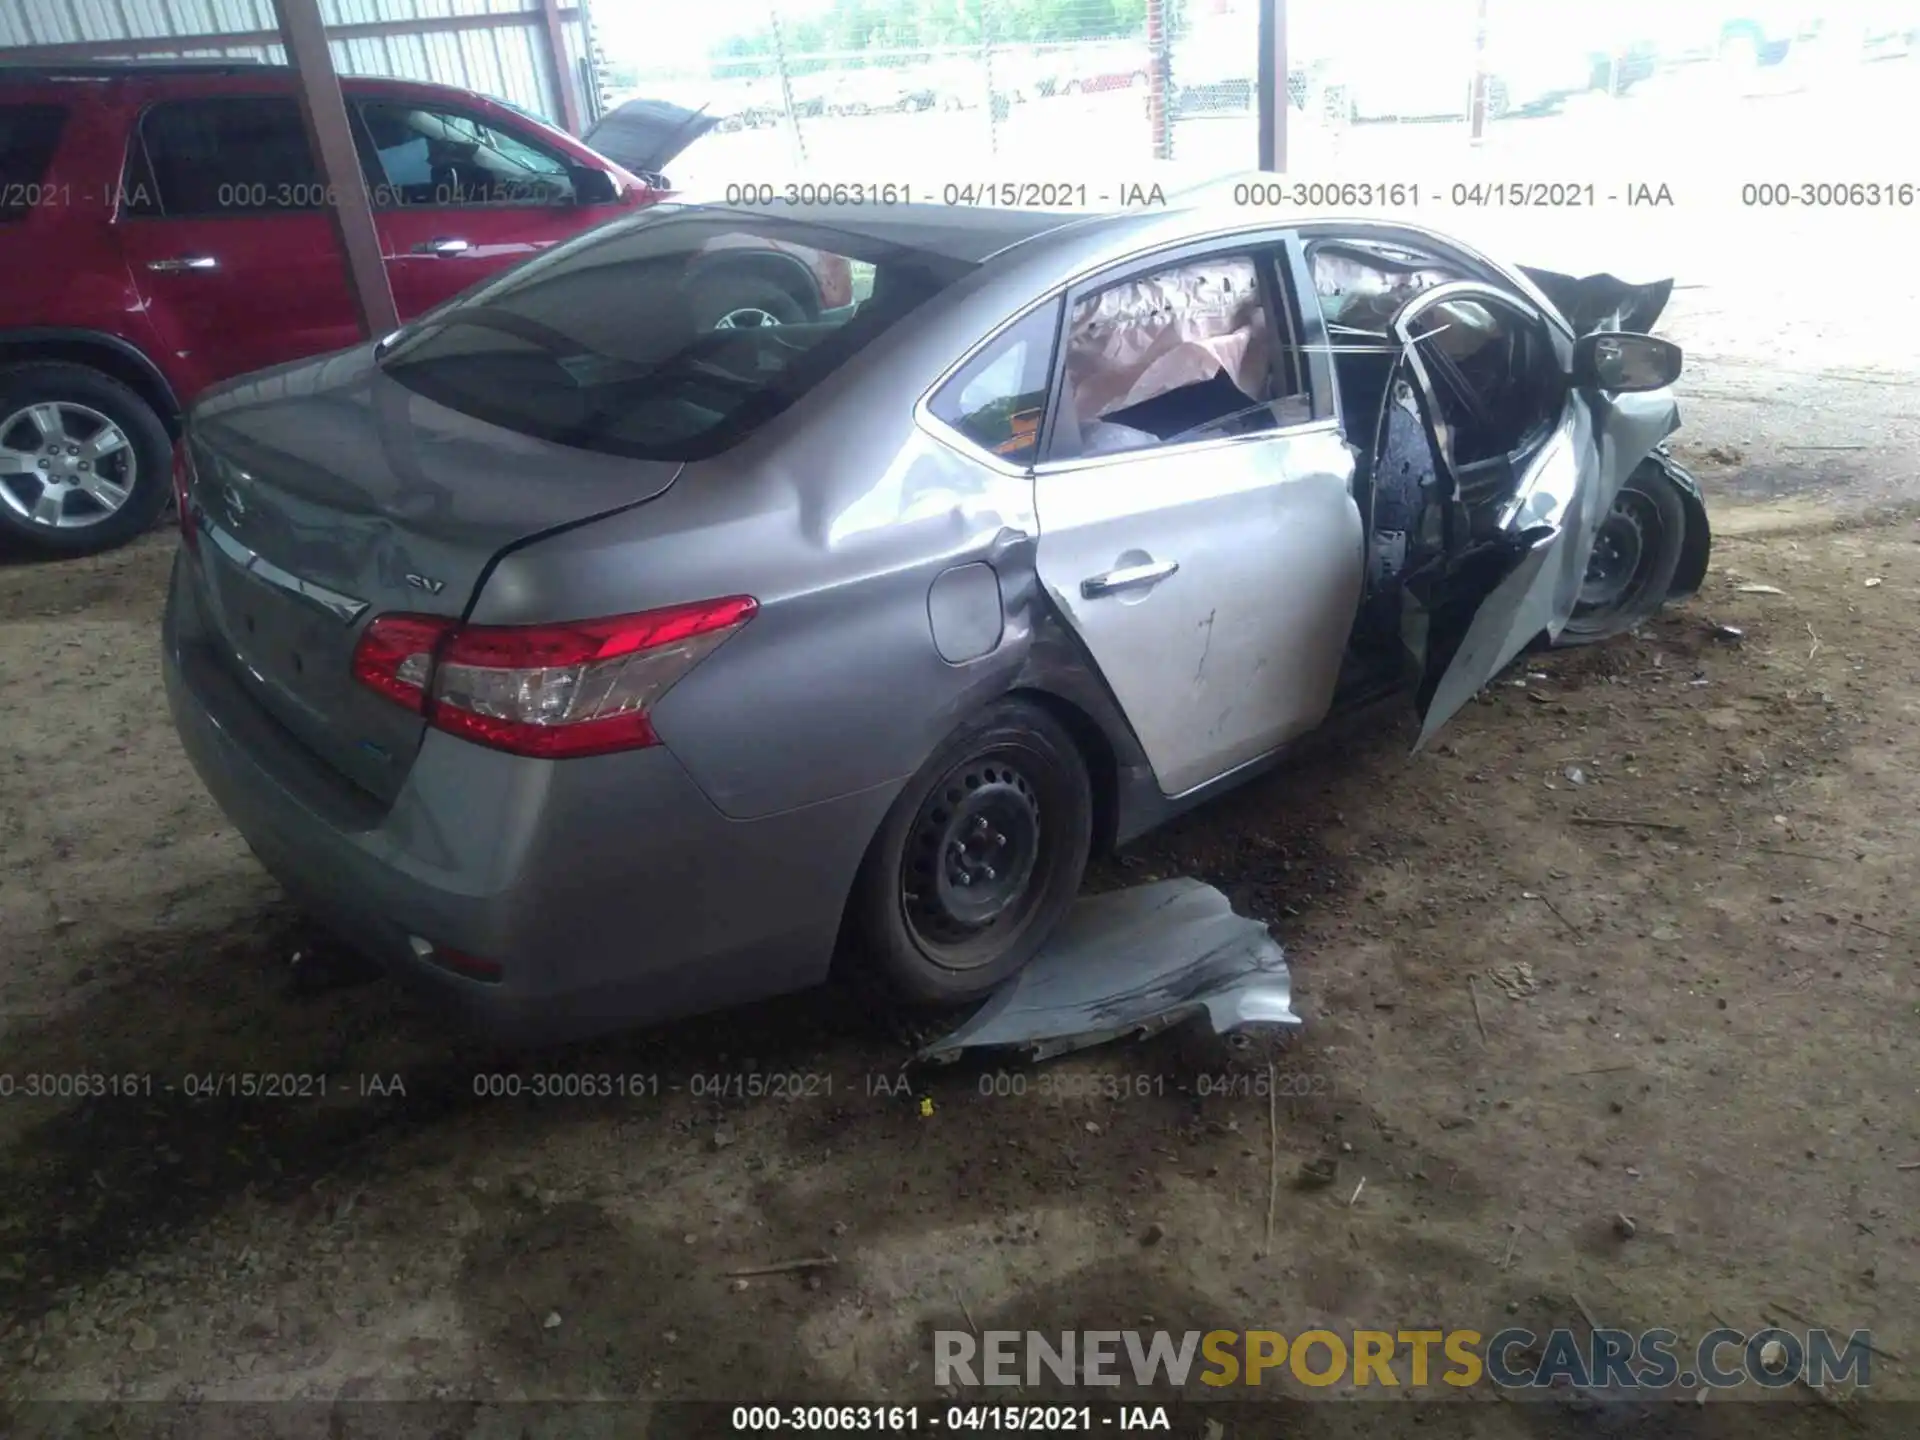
[{"x1": 1518, "y1": 266, "x2": 1675, "y2": 337}]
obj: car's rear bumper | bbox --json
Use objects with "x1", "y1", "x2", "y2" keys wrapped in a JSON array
[{"x1": 161, "y1": 551, "x2": 893, "y2": 1044}]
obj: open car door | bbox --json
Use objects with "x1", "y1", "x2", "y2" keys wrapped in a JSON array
[{"x1": 1370, "y1": 281, "x2": 1681, "y2": 747}]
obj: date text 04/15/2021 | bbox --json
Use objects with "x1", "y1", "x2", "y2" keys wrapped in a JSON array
[
  {"x1": 717, "y1": 182, "x2": 1169, "y2": 209},
  {"x1": 728, "y1": 1404, "x2": 1172, "y2": 1431},
  {"x1": 0, "y1": 1071, "x2": 407, "y2": 1100},
  {"x1": 711, "y1": 179, "x2": 1683, "y2": 210},
  {"x1": 972, "y1": 1070, "x2": 1327, "y2": 1100}
]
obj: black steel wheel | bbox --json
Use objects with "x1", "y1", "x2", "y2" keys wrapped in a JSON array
[
  {"x1": 848, "y1": 698, "x2": 1092, "y2": 1005},
  {"x1": 902, "y1": 754, "x2": 1045, "y2": 962},
  {"x1": 1558, "y1": 461, "x2": 1688, "y2": 645}
]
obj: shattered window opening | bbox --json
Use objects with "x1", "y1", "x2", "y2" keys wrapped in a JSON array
[
  {"x1": 1406, "y1": 295, "x2": 1563, "y2": 498},
  {"x1": 1049, "y1": 254, "x2": 1310, "y2": 461}
]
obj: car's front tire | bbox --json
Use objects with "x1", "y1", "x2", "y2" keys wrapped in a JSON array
[
  {"x1": 848, "y1": 698, "x2": 1093, "y2": 1006},
  {"x1": 0, "y1": 362, "x2": 172, "y2": 557},
  {"x1": 1557, "y1": 461, "x2": 1689, "y2": 645}
]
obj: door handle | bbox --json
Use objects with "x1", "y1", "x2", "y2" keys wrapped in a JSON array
[
  {"x1": 1081, "y1": 559, "x2": 1179, "y2": 599},
  {"x1": 146, "y1": 255, "x2": 218, "y2": 273},
  {"x1": 412, "y1": 237, "x2": 473, "y2": 256}
]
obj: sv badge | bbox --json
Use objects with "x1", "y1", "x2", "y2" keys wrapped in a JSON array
[{"x1": 405, "y1": 573, "x2": 446, "y2": 594}]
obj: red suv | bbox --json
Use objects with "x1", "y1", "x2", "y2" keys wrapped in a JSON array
[{"x1": 0, "y1": 62, "x2": 849, "y2": 556}]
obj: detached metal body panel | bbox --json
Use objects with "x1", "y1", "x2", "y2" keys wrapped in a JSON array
[{"x1": 920, "y1": 879, "x2": 1300, "y2": 1062}]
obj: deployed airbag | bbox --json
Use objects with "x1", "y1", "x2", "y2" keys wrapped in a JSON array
[{"x1": 1064, "y1": 258, "x2": 1271, "y2": 423}]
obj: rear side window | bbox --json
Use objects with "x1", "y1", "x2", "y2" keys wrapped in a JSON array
[
  {"x1": 928, "y1": 303, "x2": 1061, "y2": 465},
  {"x1": 378, "y1": 208, "x2": 973, "y2": 461},
  {"x1": 0, "y1": 105, "x2": 68, "y2": 221},
  {"x1": 132, "y1": 99, "x2": 321, "y2": 217}
]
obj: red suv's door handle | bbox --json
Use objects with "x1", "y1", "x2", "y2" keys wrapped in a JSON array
[
  {"x1": 146, "y1": 255, "x2": 218, "y2": 273},
  {"x1": 412, "y1": 237, "x2": 473, "y2": 256}
]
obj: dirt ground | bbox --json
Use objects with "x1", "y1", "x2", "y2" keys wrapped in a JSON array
[{"x1": 2, "y1": 275, "x2": 1917, "y2": 1436}]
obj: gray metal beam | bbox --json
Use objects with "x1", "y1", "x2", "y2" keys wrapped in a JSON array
[
  {"x1": 1469, "y1": 0, "x2": 1491, "y2": 142},
  {"x1": 0, "y1": 10, "x2": 581, "y2": 65},
  {"x1": 1257, "y1": 0, "x2": 1288, "y2": 172},
  {"x1": 537, "y1": 0, "x2": 584, "y2": 135},
  {"x1": 273, "y1": 0, "x2": 398, "y2": 338}
]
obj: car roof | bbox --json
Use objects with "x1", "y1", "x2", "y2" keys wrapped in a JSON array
[
  {"x1": 694, "y1": 202, "x2": 1094, "y2": 264},
  {"x1": 0, "y1": 61, "x2": 515, "y2": 108},
  {"x1": 0, "y1": 61, "x2": 275, "y2": 83},
  {"x1": 696, "y1": 200, "x2": 1273, "y2": 270},
  {"x1": 730, "y1": 191, "x2": 1545, "y2": 293},
  {"x1": 706, "y1": 197, "x2": 1333, "y2": 272}
]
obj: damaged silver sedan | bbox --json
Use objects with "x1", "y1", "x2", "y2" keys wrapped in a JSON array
[{"x1": 164, "y1": 196, "x2": 1707, "y2": 1039}]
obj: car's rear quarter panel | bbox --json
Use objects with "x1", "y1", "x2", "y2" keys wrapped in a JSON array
[
  {"x1": 165, "y1": 550, "x2": 890, "y2": 1039},
  {"x1": 465, "y1": 261, "x2": 1059, "y2": 823}
]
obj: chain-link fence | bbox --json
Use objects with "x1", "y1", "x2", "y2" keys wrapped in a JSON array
[
  {"x1": 591, "y1": 0, "x2": 1256, "y2": 186},
  {"x1": 591, "y1": 0, "x2": 1920, "y2": 190},
  {"x1": 1287, "y1": 0, "x2": 1920, "y2": 173}
]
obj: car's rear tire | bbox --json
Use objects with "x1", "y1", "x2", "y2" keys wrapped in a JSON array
[
  {"x1": 847, "y1": 698, "x2": 1093, "y2": 1007},
  {"x1": 0, "y1": 362, "x2": 172, "y2": 557},
  {"x1": 1556, "y1": 461, "x2": 1689, "y2": 646},
  {"x1": 688, "y1": 274, "x2": 808, "y2": 331}
]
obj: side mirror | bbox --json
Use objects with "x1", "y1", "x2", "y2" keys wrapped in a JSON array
[
  {"x1": 1570, "y1": 331, "x2": 1682, "y2": 392},
  {"x1": 568, "y1": 165, "x2": 619, "y2": 206}
]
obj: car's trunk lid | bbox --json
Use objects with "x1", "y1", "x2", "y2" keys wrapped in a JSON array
[{"x1": 184, "y1": 346, "x2": 681, "y2": 805}]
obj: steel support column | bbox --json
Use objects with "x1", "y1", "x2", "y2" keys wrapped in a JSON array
[
  {"x1": 273, "y1": 0, "x2": 398, "y2": 338},
  {"x1": 537, "y1": 0, "x2": 585, "y2": 135},
  {"x1": 1257, "y1": 0, "x2": 1288, "y2": 172},
  {"x1": 1146, "y1": 0, "x2": 1170, "y2": 161},
  {"x1": 1468, "y1": 0, "x2": 1491, "y2": 143}
]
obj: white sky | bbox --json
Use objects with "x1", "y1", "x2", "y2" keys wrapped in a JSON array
[
  {"x1": 589, "y1": 0, "x2": 1914, "y2": 74},
  {"x1": 591, "y1": 0, "x2": 838, "y2": 67}
]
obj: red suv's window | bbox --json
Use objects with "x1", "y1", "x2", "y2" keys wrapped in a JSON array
[
  {"x1": 0, "y1": 104, "x2": 68, "y2": 221},
  {"x1": 359, "y1": 101, "x2": 578, "y2": 208},
  {"x1": 129, "y1": 98, "x2": 322, "y2": 217}
]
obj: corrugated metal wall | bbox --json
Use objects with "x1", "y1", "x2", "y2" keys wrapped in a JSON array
[{"x1": 0, "y1": 0, "x2": 590, "y2": 126}]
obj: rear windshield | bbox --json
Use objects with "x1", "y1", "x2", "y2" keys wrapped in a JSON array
[
  {"x1": 378, "y1": 207, "x2": 973, "y2": 460},
  {"x1": 0, "y1": 105, "x2": 69, "y2": 221}
]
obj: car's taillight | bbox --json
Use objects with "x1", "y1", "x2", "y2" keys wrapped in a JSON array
[
  {"x1": 350, "y1": 614, "x2": 453, "y2": 711},
  {"x1": 350, "y1": 597, "x2": 757, "y2": 758},
  {"x1": 173, "y1": 444, "x2": 198, "y2": 552},
  {"x1": 408, "y1": 935, "x2": 502, "y2": 983}
]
